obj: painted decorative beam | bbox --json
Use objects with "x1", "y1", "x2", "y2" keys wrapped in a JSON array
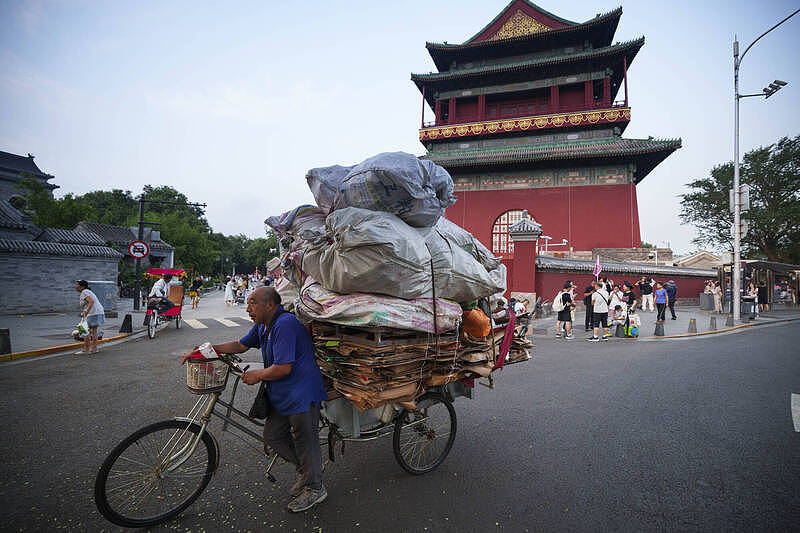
[{"x1": 420, "y1": 107, "x2": 631, "y2": 141}]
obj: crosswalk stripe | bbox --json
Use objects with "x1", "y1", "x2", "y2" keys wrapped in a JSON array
[
  {"x1": 215, "y1": 318, "x2": 240, "y2": 327},
  {"x1": 183, "y1": 319, "x2": 207, "y2": 329}
]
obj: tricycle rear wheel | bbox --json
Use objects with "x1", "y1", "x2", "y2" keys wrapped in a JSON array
[{"x1": 392, "y1": 392, "x2": 456, "y2": 475}]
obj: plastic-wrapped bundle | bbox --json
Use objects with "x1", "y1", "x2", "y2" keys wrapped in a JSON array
[
  {"x1": 264, "y1": 204, "x2": 327, "y2": 244},
  {"x1": 330, "y1": 152, "x2": 456, "y2": 227},
  {"x1": 295, "y1": 280, "x2": 462, "y2": 334},
  {"x1": 303, "y1": 207, "x2": 432, "y2": 299},
  {"x1": 431, "y1": 216, "x2": 500, "y2": 272},
  {"x1": 306, "y1": 165, "x2": 353, "y2": 212}
]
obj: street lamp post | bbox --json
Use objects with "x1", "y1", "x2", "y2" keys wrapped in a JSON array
[{"x1": 731, "y1": 7, "x2": 798, "y2": 321}]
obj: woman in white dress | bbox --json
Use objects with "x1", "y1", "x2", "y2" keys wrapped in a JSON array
[{"x1": 224, "y1": 277, "x2": 234, "y2": 306}]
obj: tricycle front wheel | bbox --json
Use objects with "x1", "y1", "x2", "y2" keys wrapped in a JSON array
[{"x1": 392, "y1": 392, "x2": 456, "y2": 475}]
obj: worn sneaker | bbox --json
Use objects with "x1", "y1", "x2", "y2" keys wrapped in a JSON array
[
  {"x1": 555, "y1": 333, "x2": 562, "y2": 338},
  {"x1": 564, "y1": 334, "x2": 574, "y2": 340},
  {"x1": 603, "y1": 333, "x2": 612, "y2": 338},
  {"x1": 601, "y1": 336, "x2": 609, "y2": 342},
  {"x1": 287, "y1": 485, "x2": 327, "y2": 513},
  {"x1": 587, "y1": 337, "x2": 600, "y2": 342},
  {"x1": 289, "y1": 472, "x2": 305, "y2": 498}
]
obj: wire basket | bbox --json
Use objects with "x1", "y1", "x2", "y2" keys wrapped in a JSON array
[{"x1": 186, "y1": 358, "x2": 230, "y2": 394}]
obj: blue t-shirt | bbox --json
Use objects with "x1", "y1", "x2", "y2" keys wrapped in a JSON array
[
  {"x1": 655, "y1": 288, "x2": 668, "y2": 304},
  {"x1": 239, "y1": 307, "x2": 327, "y2": 415}
]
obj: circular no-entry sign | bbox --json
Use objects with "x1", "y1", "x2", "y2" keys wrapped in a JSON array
[{"x1": 128, "y1": 240, "x2": 150, "y2": 259}]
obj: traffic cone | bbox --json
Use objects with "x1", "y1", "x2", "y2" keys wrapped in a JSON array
[
  {"x1": 687, "y1": 318, "x2": 697, "y2": 333},
  {"x1": 654, "y1": 320, "x2": 665, "y2": 336},
  {"x1": 119, "y1": 314, "x2": 133, "y2": 334},
  {"x1": 709, "y1": 316, "x2": 717, "y2": 331}
]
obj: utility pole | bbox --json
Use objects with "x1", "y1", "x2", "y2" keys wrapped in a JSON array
[
  {"x1": 731, "y1": 7, "x2": 797, "y2": 321},
  {"x1": 132, "y1": 196, "x2": 207, "y2": 311}
]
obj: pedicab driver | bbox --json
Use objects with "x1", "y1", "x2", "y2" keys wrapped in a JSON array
[{"x1": 212, "y1": 286, "x2": 328, "y2": 513}]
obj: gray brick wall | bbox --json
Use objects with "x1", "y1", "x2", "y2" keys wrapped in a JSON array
[{"x1": 0, "y1": 254, "x2": 118, "y2": 314}]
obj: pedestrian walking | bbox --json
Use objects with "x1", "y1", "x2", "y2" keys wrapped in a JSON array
[
  {"x1": 75, "y1": 280, "x2": 104, "y2": 354},
  {"x1": 224, "y1": 277, "x2": 235, "y2": 306},
  {"x1": 757, "y1": 282, "x2": 769, "y2": 312},
  {"x1": 666, "y1": 280, "x2": 678, "y2": 320},
  {"x1": 583, "y1": 284, "x2": 594, "y2": 332},
  {"x1": 713, "y1": 281, "x2": 723, "y2": 314},
  {"x1": 654, "y1": 282, "x2": 668, "y2": 322},
  {"x1": 587, "y1": 280, "x2": 610, "y2": 342},
  {"x1": 554, "y1": 282, "x2": 576, "y2": 339},
  {"x1": 637, "y1": 277, "x2": 654, "y2": 312}
]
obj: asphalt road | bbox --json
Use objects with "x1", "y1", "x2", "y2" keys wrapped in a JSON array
[{"x1": 1, "y1": 313, "x2": 798, "y2": 532}]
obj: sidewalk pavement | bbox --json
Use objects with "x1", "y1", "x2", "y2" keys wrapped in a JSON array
[
  {"x1": 530, "y1": 304, "x2": 800, "y2": 340},
  {"x1": 0, "y1": 288, "x2": 235, "y2": 355}
]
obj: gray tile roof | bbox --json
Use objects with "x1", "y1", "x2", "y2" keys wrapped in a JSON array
[
  {"x1": 0, "y1": 150, "x2": 49, "y2": 176},
  {"x1": 35, "y1": 228, "x2": 106, "y2": 246},
  {"x1": 0, "y1": 197, "x2": 29, "y2": 229},
  {"x1": 74, "y1": 221, "x2": 136, "y2": 243},
  {"x1": 536, "y1": 255, "x2": 716, "y2": 277},
  {"x1": 0, "y1": 239, "x2": 123, "y2": 259}
]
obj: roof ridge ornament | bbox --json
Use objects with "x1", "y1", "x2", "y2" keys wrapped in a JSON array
[
  {"x1": 508, "y1": 210, "x2": 543, "y2": 242},
  {"x1": 488, "y1": 9, "x2": 552, "y2": 41}
]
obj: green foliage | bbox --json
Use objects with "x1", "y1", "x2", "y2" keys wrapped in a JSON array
[
  {"x1": 14, "y1": 179, "x2": 282, "y2": 277},
  {"x1": 15, "y1": 175, "x2": 95, "y2": 229},
  {"x1": 680, "y1": 135, "x2": 800, "y2": 264},
  {"x1": 641, "y1": 241, "x2": 655, "y2": 249}
]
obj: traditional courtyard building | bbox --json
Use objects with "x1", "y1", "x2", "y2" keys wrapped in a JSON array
[{"x1": 413, "y1": 0, "x2": 680, "y2": 260}]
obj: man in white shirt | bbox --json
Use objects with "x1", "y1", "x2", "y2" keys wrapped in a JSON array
[
  {"x1": 588, "y1": 280, "x2": 610, "y2": 342},
  {"x1": 145, "y1": 274, "x2": 175, "y2": 324}
]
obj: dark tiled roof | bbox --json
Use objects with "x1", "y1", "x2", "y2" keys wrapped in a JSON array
[
  {"x1": 0, "y1": 197, "x2": 29, "y2": 229},
  {"x1": 35, "y1": 228, "x2": 106, "y2": 246},
  {"x1": 150, "y1": 241, "x2": 174, "y2": 251},
  {"x1": 412, "y1": 37, "x2": 644, "y2": 83},
  {"x1": 75, "y1": 221, "x2": 135, "y2": 243},
  {"x1": 426, "y1": 137, "x2": 681, "y2": 167},
  {"x1": 0, "y1": 239, "x2": 123, "y2": 259},
  {"x1": 427, "y1": 7, "x2": 621, "y2": 50},
  {"x1": 536, "y1": 255, "x2": 715, "y2": 277},
  {"x1": 0, "y1": 150, "x2": 49, "y2": 176}
]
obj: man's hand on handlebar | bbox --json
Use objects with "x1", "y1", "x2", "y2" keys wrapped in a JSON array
[{"x1": 241, "y1": 370, "x2": 262, "y2": 385}]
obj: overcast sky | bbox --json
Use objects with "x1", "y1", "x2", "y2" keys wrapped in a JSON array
[{"x1": 1, "y1": 0, "x2": 798, "y2": 254}]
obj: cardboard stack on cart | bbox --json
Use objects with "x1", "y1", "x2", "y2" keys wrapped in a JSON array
[{"x1": 266, "y1": 152, "x2": 531, "y2": 410}]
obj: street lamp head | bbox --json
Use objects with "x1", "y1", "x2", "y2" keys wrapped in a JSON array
[{"x1": 764, "y1": 79, "x2": 788, "y2": 98}]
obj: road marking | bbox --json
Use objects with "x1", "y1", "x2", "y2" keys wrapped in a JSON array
[
  {"x1": 792, "y1": 393, "x2": 800, "y2": 432},
  {"x1": 183, "y1": 319, "x2": 207, "y2": 329},
  {"x1": 215, "y1": 318, "x2": 240, "y2": 327}
]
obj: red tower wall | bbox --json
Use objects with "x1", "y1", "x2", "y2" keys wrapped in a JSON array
[{"x1": 445, "y1": 183, "x2": 643, "y2": 253}]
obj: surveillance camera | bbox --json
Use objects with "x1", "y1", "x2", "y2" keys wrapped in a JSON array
[{"x1": 648, "y1": 252, "x2": 655, "y2": 259}]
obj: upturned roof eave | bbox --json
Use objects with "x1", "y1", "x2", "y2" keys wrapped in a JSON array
[
  {"x1": 412, "y1": 36, "x2": 644, "y2": 89},
  {"x1": 427, "y1": 6, "x2": 622, "y2": 52}
]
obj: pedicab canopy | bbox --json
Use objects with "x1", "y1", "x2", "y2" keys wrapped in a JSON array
[{"x1": 145, "y1": 268, "x2": 187, "y2": 279}]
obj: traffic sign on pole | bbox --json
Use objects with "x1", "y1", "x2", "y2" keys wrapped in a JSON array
[{"x1": 128, "y1": 240, "x2": 150, "y2": 259}]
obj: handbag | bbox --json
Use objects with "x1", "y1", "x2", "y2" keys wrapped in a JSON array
[
  {"x1": 248, "y1": 382, "x2": 272, "y2": 419},
  {"x1": 247, "y1": 309, "x2": 285, "y2": 420}
]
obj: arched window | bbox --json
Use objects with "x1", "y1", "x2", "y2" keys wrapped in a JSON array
[{"x1": 491, "y1": 209, "x2": 526, "y2": 257}]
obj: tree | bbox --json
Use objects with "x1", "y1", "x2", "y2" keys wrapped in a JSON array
[
  {"x1": 14, "y1": 175, "x2": 95, "y2": 229},
  {"x1": 680, "y1": 135, "x2": 800, "y2": 264}
]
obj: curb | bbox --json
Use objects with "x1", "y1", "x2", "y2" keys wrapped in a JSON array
[
  {"x1": 641, "y1": 315, "x2": 800, "y2": 340},
  {"x1": 0, "y1": 330, "x2": 145, "y2": 362}
]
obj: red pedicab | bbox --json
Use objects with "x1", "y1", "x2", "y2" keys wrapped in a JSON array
[{"x1": 145, "y1": 268, "x2": 187, "y2": 339}]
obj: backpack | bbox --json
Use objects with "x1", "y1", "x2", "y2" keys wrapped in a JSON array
[{"x1": 552, "y1": 291, "x2": 566, "y2": 312}]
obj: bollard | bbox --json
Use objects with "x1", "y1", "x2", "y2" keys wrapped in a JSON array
[
  {"x1": 687, "y1": 318, "x2": 697, "y2": 333},
  {"x1": 654, "y1": 320, "x2": 665, "y2": 336},
  {"x1": 709, "y1": 316, "x2": 717, "y2": 331},
  {"x1": 615, "y1": 324, "x2": 626, "y2": 338},
  {"x1": 119, "y1": 314, "x2": 133, "y2": 334},
  {"x1": 0, "y1": 329, "x2": 10, "y2": 355},
  {"x1": 725, "y1": 313, "x2": 734, "y2": 327}
]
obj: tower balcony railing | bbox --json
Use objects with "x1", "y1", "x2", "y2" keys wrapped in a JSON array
[{"x1": 424, "y1": 99, "x2": 628, "y2": 128}]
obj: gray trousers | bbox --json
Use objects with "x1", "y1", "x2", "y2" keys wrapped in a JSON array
[{"x1": 263, "y1": 403, "x2": 322, "y2": 490}]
